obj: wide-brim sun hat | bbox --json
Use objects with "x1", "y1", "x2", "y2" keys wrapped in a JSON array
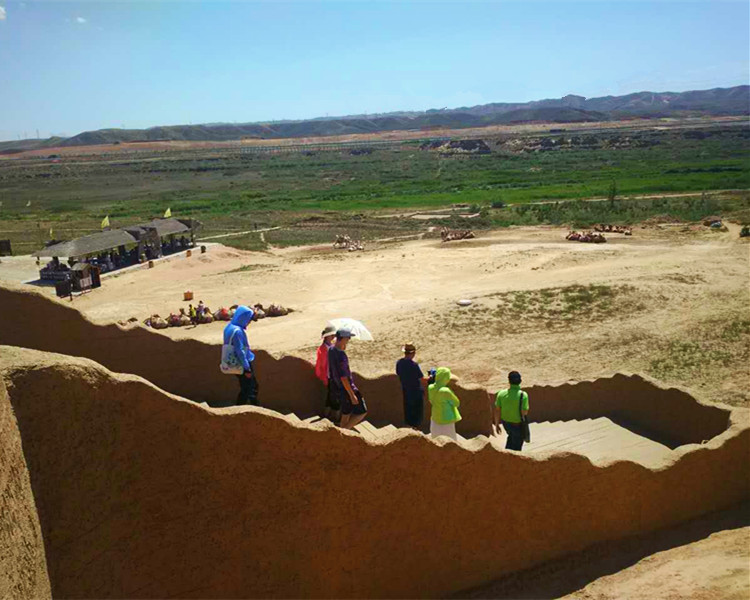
[
  {"x1": 321, "y1": 324, "x2": 337, "y2": 338},
  {"x1": 402, "y1": 342, "x2": 417, "y2": 353}
]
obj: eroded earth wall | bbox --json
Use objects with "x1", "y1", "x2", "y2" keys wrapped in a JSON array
[
  {"x1": 1, "y1": 347, "x2": 748, "y2": 599},
  {"x1": 0, "y1": 374, "x2": 51, "y2": 599},
  {"x1": 0, "y1": 283, "x2": 732, "y2": 444}
]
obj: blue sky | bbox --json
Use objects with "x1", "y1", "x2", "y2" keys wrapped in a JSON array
[{"x1": 0, "y1": 1, "x2": 748, "y2": 141}]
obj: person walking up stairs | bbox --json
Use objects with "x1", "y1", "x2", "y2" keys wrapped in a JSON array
[
  {"x1": 328, "y1": 329, "x2": 368, "y2": 430},
  {"x1": 491, "y1": 371, "x2": 529, "y2": 451},
  {"x1": 427, "y1": 367, "x2": 462, "y2": 441}
]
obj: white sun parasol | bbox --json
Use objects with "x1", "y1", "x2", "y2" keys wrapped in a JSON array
[{"x1": 327, "y1": 318, "x2": 374, "y2": 341}]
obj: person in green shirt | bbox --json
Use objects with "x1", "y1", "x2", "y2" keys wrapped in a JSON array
[
  {"x1": 490, "y1": 371, "x2": 529, "y2": 451},
  {"x1": 427, "y1": 367, "x2": 461, "y2": 441}
]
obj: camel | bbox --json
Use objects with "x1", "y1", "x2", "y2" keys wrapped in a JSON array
[
  {"x1": 566, "y1": 231, "x2": 606, "y2": 243},
  {"x1": 441, "y1": 227, "x2": 476, "y2": 242},
  {"x1": 266, "y1": 304, "x2": 290, "y2": 317},
  {"x1": 333, "y1": 235, "x2": 352, "y2": 249},
  {"x1": 213, "y1": 307, "x2": 231, "y2": 321},
  {"x1": 145, "y1": 315, "x2": 169, "y2": 329},
  {"x1": 594, "y1": 224, "x2": 633, "y2": 235},
  {"x1": 197, "y1": 310, "x2": 214, "y2": 324},
  {"x1": 333, "y1": 234, "x2": 365, "y2": 251}
]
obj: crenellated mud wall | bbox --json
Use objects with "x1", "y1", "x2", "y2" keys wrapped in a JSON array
[
  {"x1": 0, "y1": 375, "x2": 51, "y2": 600},
  {"x1": 1, "y1": 347, "x2": 748, "y2": 599},
  {"x1": 0, "y1": 283, "x2": 733, "y2": 445},
  {"x1": 0, "y1": 282, "x2": 321, "y2": 415}
]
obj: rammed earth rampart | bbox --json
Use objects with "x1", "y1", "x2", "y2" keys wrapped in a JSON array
[
  {"x1": 0, "y1": 282, "x2": 748, "y2": 598},
  {"x1": 0, "y1": 283, "x2": 733, "y2": 445}
]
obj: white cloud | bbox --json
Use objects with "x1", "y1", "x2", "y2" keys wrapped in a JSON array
[
  {"x1": 76, "y1": 16, "x2": 86, "y2": 24},
  {"x1": 0, "y1": 6, "x2": 6, "y2": 21}
]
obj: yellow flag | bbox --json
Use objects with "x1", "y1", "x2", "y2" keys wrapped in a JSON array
[
  {"x1": 49, "y1": 228, "x2": 54, "y2": 238},
  {"x1": 101, "y1": 215, "x2": 110, "y2": 229},
  {"x1": 164, "y1": 207, "x2": 172, "y2": 218}
]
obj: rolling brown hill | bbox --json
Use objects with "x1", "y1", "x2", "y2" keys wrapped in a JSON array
[{"x1": 3, "y1": 85, "x2": 747, "y2": 151}]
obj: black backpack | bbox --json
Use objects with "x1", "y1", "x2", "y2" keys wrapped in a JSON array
[{"x1": 519, "y1": 391, "x2": 531, "y2": 443}]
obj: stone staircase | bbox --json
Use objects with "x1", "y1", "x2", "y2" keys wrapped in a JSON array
[
  {"x1": 352, "y1": 421, "x2": 399, "y2": 441},
  {"x1": 285, "y1": 414, "x2": 400, "y2": 442},
  {"x1": 525, "y1": 417, "x2": 672, "y2": 466},
  {"x1": 284, "y1": 413, "x2": 673, "y2": 465}
]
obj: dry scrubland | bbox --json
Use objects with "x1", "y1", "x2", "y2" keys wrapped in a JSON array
[{"x1": 1, "y1": 119, "x2": 748, "y2": 256}]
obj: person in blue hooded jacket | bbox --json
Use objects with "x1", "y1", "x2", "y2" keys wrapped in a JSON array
[{"x1": 224, "y1": 305, "x2": 259, "y2": 406}]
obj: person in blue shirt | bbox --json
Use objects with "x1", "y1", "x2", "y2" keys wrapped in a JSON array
[
  {"x1": 396, "y1": 343, "x2": 428, "y2": 429},
  {"x1": 223, "y1": 305, "x2": 259, "y2": 406}
]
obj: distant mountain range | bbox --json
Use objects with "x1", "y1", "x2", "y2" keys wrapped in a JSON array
[{"x1": 2, "y1": 85, "x2": 747, "y2": 152}]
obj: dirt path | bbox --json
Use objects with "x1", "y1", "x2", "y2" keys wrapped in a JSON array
[
  {"x1": 197, "y1": 226, "x2": 280, "y2": 241},
  {"x1": 531, "y1": 189, "x2": 747, "y2": 205}
]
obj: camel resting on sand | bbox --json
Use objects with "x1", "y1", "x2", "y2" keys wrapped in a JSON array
[
  {"x1": 566, "y1": 231, "x2": 607, "y2": 243},
  {"x1": 333, "y1": 235, "x2": 352, "y2": 249},
  {"x1": 441, "y1": 227, "x2": 476, "y2": 242}
]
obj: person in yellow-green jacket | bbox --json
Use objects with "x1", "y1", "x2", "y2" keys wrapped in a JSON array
[
  {"x1": 491, "y1": 370, "x2": 529, "y2": 451},
  {"x1": 427, "y1": 367, "x2": 461, "y2": 441}
]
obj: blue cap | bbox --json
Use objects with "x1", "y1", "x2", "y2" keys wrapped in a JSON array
[{"x1": 336, "y1": 329, "x2": 353, "y2": 339}]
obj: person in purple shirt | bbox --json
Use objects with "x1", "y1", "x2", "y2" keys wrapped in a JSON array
[{"x1": 328, "y1": 329, "x2": 368, "y2": 430}]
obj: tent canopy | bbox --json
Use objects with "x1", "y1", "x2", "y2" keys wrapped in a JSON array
[
  {"x1": 34, "y1": 230, "x2": 137, "y2": 258},
  {"x1": 33, "y1": 217, "x2": 199, "y2": 258},
  {"x1": 138, "y1": 218, "x2": 190, "y2": 237}
]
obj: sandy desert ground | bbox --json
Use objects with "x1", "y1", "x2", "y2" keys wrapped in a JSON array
[
  {"x1": 4, "y1": 221, "x2": 747, "y2": 405},
  {"x1": 459, "y1": 502, "x2": 749, "y2": 600}
]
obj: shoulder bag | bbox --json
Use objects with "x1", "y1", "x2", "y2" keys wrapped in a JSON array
[
  {"x1": 220, "y1": 328, "x2": 244, "y2": 375},
  {"x1": 519, "y1": 390, "x2": 531, "y2": 443}
]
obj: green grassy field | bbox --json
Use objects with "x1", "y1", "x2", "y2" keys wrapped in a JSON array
[{"x1": 1, "y1": 124, "x2": 748, "y2": 253}]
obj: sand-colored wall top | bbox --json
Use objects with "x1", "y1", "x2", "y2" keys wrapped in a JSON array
[
  {"x1": 0, "y1": 283, "x2": 732, "y2": 447},
  {"x1": 0, "y1": 375, "x2": 52, "y2": 600},
  {"x1": 1, "y1": 347, "x2": 748, "y2": 599}
]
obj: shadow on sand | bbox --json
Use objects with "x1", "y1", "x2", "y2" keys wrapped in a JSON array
[
  {"x1": 453, "y1": 502, "x2": 749, "y2": 599},
  {"x1": 22, "y1": 279, "x2": 57, "y2": 288}
]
